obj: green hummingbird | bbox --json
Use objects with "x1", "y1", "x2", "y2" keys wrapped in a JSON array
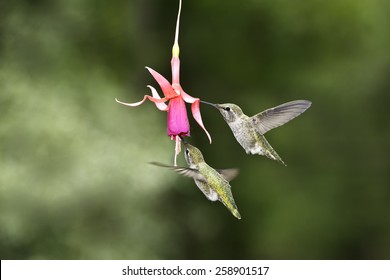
[
  {"x1": 201, "y1": 100, "x2": 312, "y2": 165},
  {"x1": 150, "y1": 142, "x2": 241, "y2": 219}
]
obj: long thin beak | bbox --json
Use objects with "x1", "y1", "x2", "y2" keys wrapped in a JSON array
[
  {"x1": 200, "y1": 100, "x2": 219, "y2": 108},
  {"x1": 179, "y1": 135, "x2": 187, "y2": 143},
  {"x1": 179, "y1": 136, "x2": 190, "y2": 149}
]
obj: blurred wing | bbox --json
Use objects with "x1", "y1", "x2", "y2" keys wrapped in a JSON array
[
  {"x1": 173, "y1": 167, "x2": 206, "y2": 181},
  {"x1": 149, "y1": 162, "x2": 206, "y2": 181},
  {"x1": 251, "y1": 100, "x2": 312, "y2": 135},
  {"x1": 217, "y1": 168, "x2": 239, "y2": 182}
]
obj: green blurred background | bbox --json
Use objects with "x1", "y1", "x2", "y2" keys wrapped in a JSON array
[{"x1": 1, "y1": 0, "x2": 389, "y2": 259}]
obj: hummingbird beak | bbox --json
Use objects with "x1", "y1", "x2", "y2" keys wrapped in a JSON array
[
  {"x1": 200, "y1": 100, "x2": 219, "y2": 109},
  {"x1": 179, "y1": 135, "x2": 187, "y2": 143},
  {"x1": 179, "y1": 135, "x2": 191, "y2": 150}
]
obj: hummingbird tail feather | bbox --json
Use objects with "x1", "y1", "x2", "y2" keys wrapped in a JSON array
[
  {"x1": 260, "y1": 136, "x2": 287, "y2": 166},
  {"x1": 264, "y1": 151, "x2": 286, "y2": 166}
]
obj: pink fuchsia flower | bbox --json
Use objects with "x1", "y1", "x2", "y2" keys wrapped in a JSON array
[{"x1": 116, "y1": 0, "x2": 211, "y2": 165}]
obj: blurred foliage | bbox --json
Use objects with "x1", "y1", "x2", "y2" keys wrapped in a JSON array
[{"x1": 1, "y1": 0, "x2": 389, "y2": 259}]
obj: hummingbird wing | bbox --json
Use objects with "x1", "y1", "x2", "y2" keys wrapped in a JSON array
[
  {"x1": 149, "y1": 162, "x2": 206, "y2": 181},
  {"x1": 251, "y1": 100, "x2": 312, "y2": 135},
  {"x1": 173, "y1": 167, "x2": 206, "y2": 181},
  {"x1": 216, "y1": 168, "x2": 239, "y2": 182}
]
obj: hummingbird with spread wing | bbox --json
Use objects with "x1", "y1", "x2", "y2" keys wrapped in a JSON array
[{"x1": 201, "y1": 100, "x2": 312, "y2": 165}]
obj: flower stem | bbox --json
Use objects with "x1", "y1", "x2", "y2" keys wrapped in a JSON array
[{"x1": 172, "y1": 0, "x2": 182, "y2": 58}]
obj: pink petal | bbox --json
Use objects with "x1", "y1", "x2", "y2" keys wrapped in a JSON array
[
  {"x1": 181, "y1": 90, "x2": 212, "y2": 143},
  {"x1": 115, "y1": 95, "x2": 170, "y2": 111},
  {"x1": 147, "y1": 86, "x2": 168, "y2": 111},
  {"x1": 146, "y1": 67, "x2": 178, "y2": 99},
  {"x1": 181, "y1": 90, "x2": 198, "y2": 103},
  {"x1": 167, "y1": 97, "x2": 190, "y2": 137},
  {"x1": 191, "y1": 99, "x2": 212, "y2": 144}
]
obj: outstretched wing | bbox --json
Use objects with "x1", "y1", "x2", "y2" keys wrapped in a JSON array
[
  {"x1": 149, "y1": 162, "x2": 206, "y2": 181},
  {"x1": 251, "y1": 100, "x2": 311, "y2": 135},
  {"x1": 216, "y1": 168, "x2": 239, "y2": 182}
]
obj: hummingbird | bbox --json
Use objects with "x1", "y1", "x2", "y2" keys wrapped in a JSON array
[
  {"x1": 150, "y1": 142, "x2": 241, "y2": 219},
  {"x1": 201, "y1": 100, "x2": 312, "y2": 165}
]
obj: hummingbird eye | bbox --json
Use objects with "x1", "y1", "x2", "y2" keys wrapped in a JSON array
[
  {"x1": 185, "y1": 149, "x2": 190, "y2": 155},
  {"x1": 224, "y1": 107, "x2": 231, "y2": 112}
]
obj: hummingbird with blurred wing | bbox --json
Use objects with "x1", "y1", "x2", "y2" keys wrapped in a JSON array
[
  {"x1": 201, "y1": 100, "x2": 312, "y2": 165},
  {"x1": 150, "y1": 142, "x2": 241, "y2": 219}
]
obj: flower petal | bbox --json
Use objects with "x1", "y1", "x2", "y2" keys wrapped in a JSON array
[
  {"x1": 181, "y1": 90, "x2": 212, "y2": 143},
  {"x1": 180, "y1": 90, "x2": 198, "y2": 103},
  {"x1": 147, "y1": 86, "x2": 168, "y2": 111},
  {"x1": 167, "y1": 96, "x2": 190, "y2": 137},
  {"x1": 115, "y1": 95, "x2": 170, "y2": 111},
  {"x1": 146, "y1": 67, "x2": 178, "y2": 99},
  {"x1": 191, "y1": 99, "x2": 212, "y2": 144}
]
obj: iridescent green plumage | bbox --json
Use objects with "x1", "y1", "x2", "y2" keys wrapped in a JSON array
[{"x1": 150, "y1": 143, "x2": 241, "y2": 219}]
